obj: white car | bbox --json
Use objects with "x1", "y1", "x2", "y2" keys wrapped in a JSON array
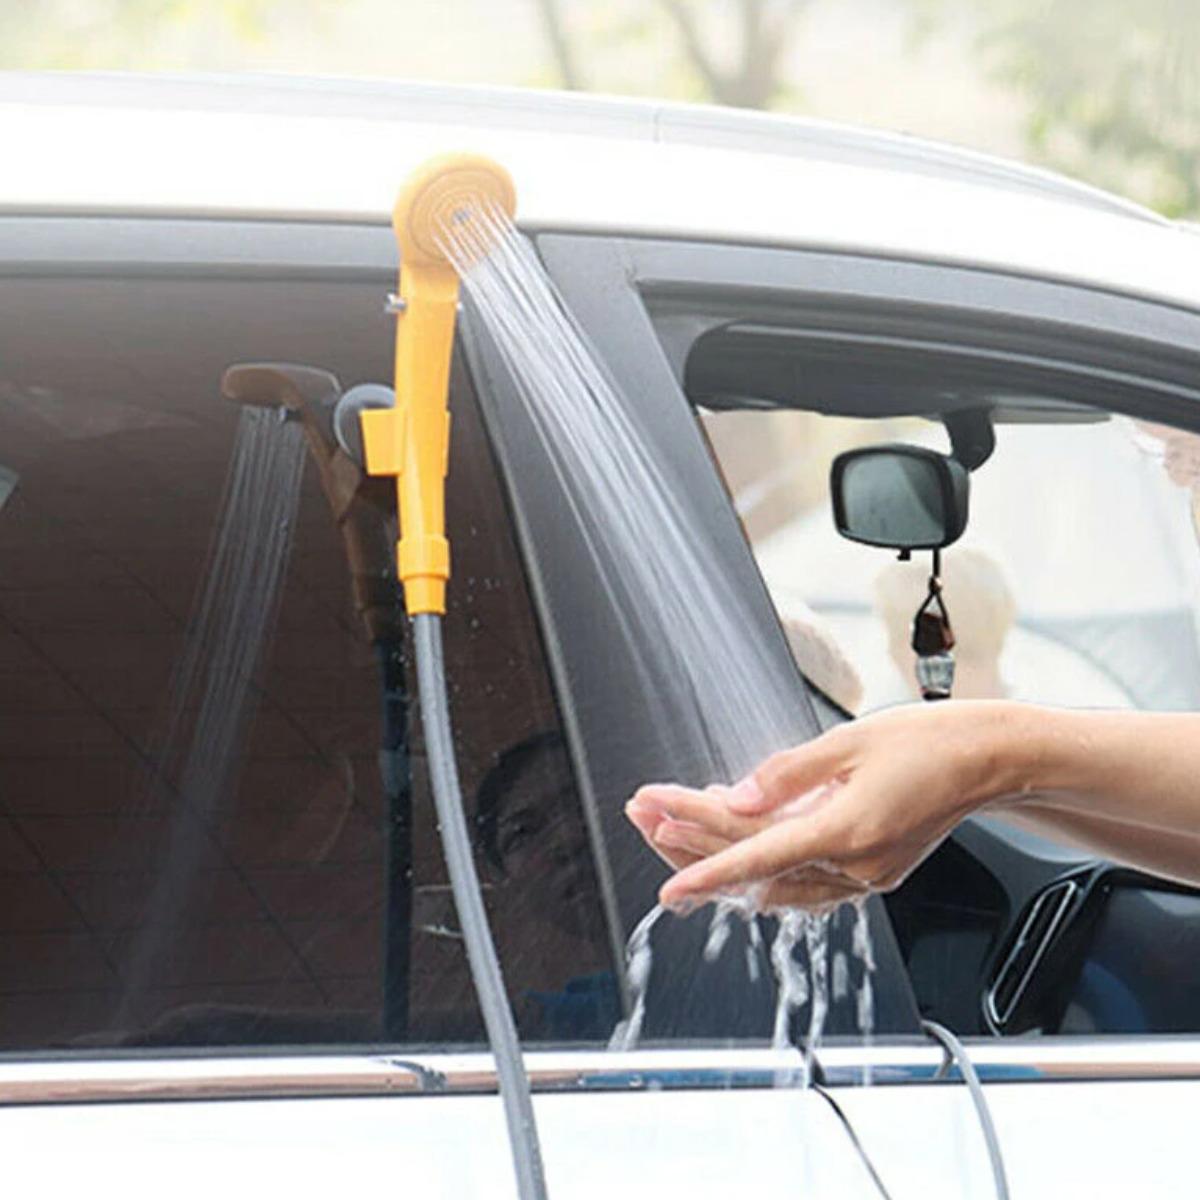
[{"x1": 2, "y1": 72, "x2": 1200, "y2": 1198}]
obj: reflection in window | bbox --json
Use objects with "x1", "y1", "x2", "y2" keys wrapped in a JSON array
[{"x1": 0, "y1": 277, "x2": 612, "y2": 1051}]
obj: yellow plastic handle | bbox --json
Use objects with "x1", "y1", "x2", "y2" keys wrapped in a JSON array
[
  {"x1": 360, "y1": 260, "x2": 457, "y2": 616},
  {"x1": 360, "y1": 154, "x2": 515, "y2": 617}
]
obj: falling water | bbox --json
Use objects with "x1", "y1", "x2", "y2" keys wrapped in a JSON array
[
  {"x1": 116, "y1": 406, "x2": 307, "y2": 1024},
  {"x1": 853, "y1": 901, "x2": 877, "y2": 1086},
  {"x1": 745, "y1": 911, "x2": 765, "y2": 983},
  {"x1": 439, "y1": 206, "x2": 866, "y2": 1076},
  {"x1": 771, "y1": 912, "x2": 810, "y2": 1064},
  {"x1": 702, "y1": 899, "x2": 738, "y2": 965},
  {"x1": 439, "y1": 207, "x2": 817, "y2": 785},
  {"x1": 608, "y1": 904, "x2": 665, "y2": 1052},
  {"x1": 803, "y1": 916, "x2": 830, "y2": 1083}
]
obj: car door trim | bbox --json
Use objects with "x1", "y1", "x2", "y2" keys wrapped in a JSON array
[{"x1": 6, "y1": 1041, "x2": 1200, "y2": 1106}]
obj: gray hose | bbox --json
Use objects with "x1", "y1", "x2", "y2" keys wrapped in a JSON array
[
  {"x1": 923, "y1": 1019, "x2": 1010, "y2": 1200},
  {"x1": 413, "y1": 613, "x2": 549, "y2": 1200}
]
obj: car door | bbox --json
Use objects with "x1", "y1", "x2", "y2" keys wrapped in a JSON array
[
  {"x1": 0, "y1": 212, "x2": 990, "y2": 1199},
  {"x1": 0, "y1": 211, "x2": 937, "y2": 1200},
  {"x1": 524, "y1": 229, "x2": 1200, "y2": 1196},
  {"x1": 4, "y1": 212, "x2": 1199, "y2": 1199},
  {"x1": 0, "y1": 216, "x2": 626, "y2": 1194}
]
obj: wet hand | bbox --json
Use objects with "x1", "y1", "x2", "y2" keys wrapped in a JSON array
[
  {"x1": 627, "y1": 702, "x2": 1021, "y2": 913},
  {"x1": 624, "y1": 783, "x2": 723, "y2": 875},
  {"x1": 626, "y1": 782, "x2": 865, "y2": 911}
]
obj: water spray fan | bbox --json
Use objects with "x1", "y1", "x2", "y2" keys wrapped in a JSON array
[{"x1": 360, "y1": 153, "x2": 517, "y2": 615}]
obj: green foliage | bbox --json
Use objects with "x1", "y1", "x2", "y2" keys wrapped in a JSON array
[{"x1": 916, "y1": 0, "x2": 1200, "y2": 216}]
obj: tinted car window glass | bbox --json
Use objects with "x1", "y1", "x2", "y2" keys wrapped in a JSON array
[
  {"x1": 699, "y1": 403, "x2": 1200, "y2": 716},
  {"x1": 0, "y1": 275, "x2": 613, "y2": 1051},
  {"x1": 679, "y1": 317, "x2": 1200, "y2": 1036}
]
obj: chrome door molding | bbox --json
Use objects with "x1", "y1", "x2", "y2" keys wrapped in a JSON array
[
  {"x1": 0, "y1": 1056, "x2": 439, "y2": 1105},
  {"x1": 6, "y1": 1040, "x2": 1200, "y2": 1106}
]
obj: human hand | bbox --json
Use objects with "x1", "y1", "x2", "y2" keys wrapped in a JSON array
[
  {"x1": 626, "y1": 781, "x2": 866, "y2": 911},
  {"x1": 627, "y1": 701, "x2": 1024, "y2": 913}
]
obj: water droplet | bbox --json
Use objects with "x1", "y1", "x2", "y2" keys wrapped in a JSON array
[{"x1": 832, "y1": 950, "x2": 849, "y2": 1001}]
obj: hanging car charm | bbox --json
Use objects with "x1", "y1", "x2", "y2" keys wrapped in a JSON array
[{"x1": 911, "y1": 549, "x2": 956, "y2": 701}]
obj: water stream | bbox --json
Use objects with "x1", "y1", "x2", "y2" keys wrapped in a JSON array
[
  {"x1": 771, "y1": 911, "x2": 811, "y2": 1072},
  {"x1": 803, "y1": 914, "x2": 830, "y2": 1084},
  {"x1": 607, "y1": 904, "x2": 665, "y2": 1052},
  {"x1": 440, "y1": 207, "x2": 816, "y2": 785},
  {"x1": 440, "y1": 207, "x2": 874, "y2": 1080},
  {"x1": 116, "y1": 406, "x2": 307, "y2": 1026},
  {"x1": 853, "y1": 900, "x2": 877, "y2": 1086}
]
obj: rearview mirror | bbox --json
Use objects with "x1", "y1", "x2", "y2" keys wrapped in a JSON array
[{"x1": 831, "y1": 445, "x2": 968, "y2": 550}]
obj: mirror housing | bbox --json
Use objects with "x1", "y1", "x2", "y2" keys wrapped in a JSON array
[{"x1": 831, "y1": 445, "x2": 969, "y2": 551}]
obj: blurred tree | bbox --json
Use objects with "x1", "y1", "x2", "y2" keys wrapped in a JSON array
[
  {"x1": 914, "y1": 0, "x2": 1200, "y2": 216},
  {"x1": 531, "y1": 0, "x2": 808, "y2": 108},
  {"x1": 532, "y1": 0, "x2": 588, "y2": 90}
]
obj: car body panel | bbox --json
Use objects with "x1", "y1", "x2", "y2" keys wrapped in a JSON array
[
  {"x1": 4, "y1": 1047, "x2": 1200, "y2": 1197},
  {"x1": 3, "y1": 73, "x2": 1200, "y2": 313}
]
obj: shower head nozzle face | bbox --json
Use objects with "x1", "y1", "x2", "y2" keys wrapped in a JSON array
[
  {"x1": 393, "y1": 154, "x2": 517, "y2": 268},
  {"x1": 221, "y1": 364, "x2": 342, "y2": 412}
]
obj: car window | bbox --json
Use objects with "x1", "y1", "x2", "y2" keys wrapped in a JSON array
[
  {"x1": 698, "y1": 401, "x2": 1200, "y2": 717},
  {"x1": 0, "y1": 274, "x2": 614, "y2": 1053},
  {"x1": 676, "y1": 310, "x2": 1200, "y2": 1039}
]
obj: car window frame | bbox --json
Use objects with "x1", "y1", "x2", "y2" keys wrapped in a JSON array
[
  {"x1": 533, "y1": 231, "x2": 1200, "y2": 1045},
  {"x1": 0, "y1": 219, "x2": 625, "y2": 1057},
  {"x1": 2, "y1": 214, "x2": 1199, "y2": 1080},
  {"x1": 0, "y1": 217, "x2": 920, "y2": 1048}
]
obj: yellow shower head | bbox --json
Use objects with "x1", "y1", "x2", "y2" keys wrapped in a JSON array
[
  {"x1": 392, "y1": 153, "x2": 517, "y2": 269},
  {"x1": 360, "y1": 153, "x2": 517, "y2": 617}
]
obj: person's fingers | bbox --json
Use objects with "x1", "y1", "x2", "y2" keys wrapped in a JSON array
[
  {"x1": 629, "y1": 783, "x2": 703, "y2": 818},
  {"x1": 653, "y1": 818, "x2": 732, "y2": 860},
  {"x1": 659, "y1": 810, "x2": 843, "y2": 910},
  {"x1": 760, "y1": 871, "x2": 867, "y2": 913},
  {"x1": 624, "y1": 798, "x2": 663, "y2": 842},
  {"x1": 652, "y1": 843, "x2": 704, "y2": 873},
  {"x1": 640, "y1": 786, "x2": 766, "y2": 842},
  {"x1": 626, "y1": 799, "x2": 703, "y2": 872},
  {"x1": 728, "y1": 730, "x2": 855, "y2": 815},
  {"x1": 776, "y1": 780, "x2": 844, "y2": 821}
]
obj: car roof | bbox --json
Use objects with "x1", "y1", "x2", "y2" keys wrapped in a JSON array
[{"x1": 4, "y1": 72, "x2": 1200, "y2": 310}]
